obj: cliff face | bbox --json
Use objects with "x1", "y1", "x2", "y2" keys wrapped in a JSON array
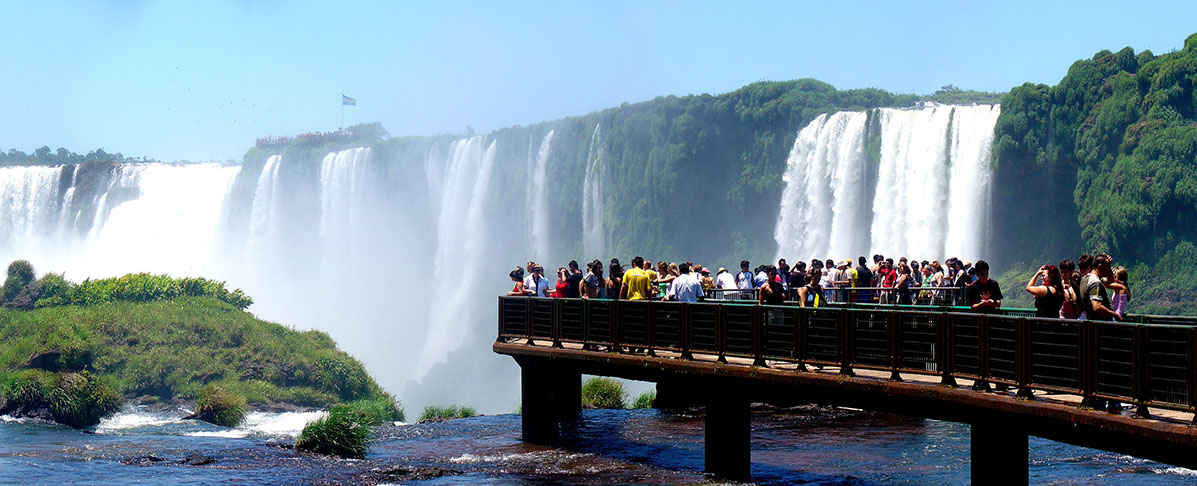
[{"x1": 992, "y1": 33, "x2": 1197, "y2": 313}]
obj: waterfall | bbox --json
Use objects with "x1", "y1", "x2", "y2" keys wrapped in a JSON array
[
  {"x1": 582, "y1": 124, "x2": 606, "y2": 258},
  {"x1": 247, "y1": 155, "x2": 283, "y2": 257},
  {"x1": 0, "y1": 166, "x2": 64, "y2": 257},
  {"x1": 417, "y1": 137, "x2": 499, "y2": 377},
  {"x1": 527, "y1": 130, "x2": 554, "y2": 262},
  {"x1": 774, "y1": 112, "x2": 870, "y2": 260},
  {"x1": 775, "y1": 104, "x2": 999, "y2": 262},
  {"x1": 319, "y1": 147, "x2": 368, "y2": 281}
]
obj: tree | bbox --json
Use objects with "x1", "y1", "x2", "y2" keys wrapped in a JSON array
[{"x1": 346, "y1": 122, "x2": 389, "y2": 144}]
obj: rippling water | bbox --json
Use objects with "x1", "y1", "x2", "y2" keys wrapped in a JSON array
[{"x1": 2, "y1": 405, "x2": 1193, "y2": 485}]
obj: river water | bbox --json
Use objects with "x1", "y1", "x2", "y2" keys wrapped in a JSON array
[{"x1": 2, "y1": 405, "x2": 1193, "y2": 485}]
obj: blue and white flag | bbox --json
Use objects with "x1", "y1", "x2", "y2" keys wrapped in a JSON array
[{"x1": 342, "y1": 94, "x2": 357, "y2": 106}]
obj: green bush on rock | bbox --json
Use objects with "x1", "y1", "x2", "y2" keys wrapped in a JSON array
[
  {"x1": 632, "y1": 390, "x2": 656, "y2": 409},
  {"x1": 339, "y1": 396, "x2": 404, "y2": 425},
  {"x1": 296, "y1": 407, "x2": 372, "y2": 459},
  {"x1": 419, "y1": 404, "x2": 477, "y2": 421},
  {"x1": 46, "y1": 371, "x2": 122, "y2": 428},
  {"x1": 193, "y1": 384, "x2": 247, "y2": 427},
  {"x1": 581, "y1": 377, "x2": 626, "y2": 409}
]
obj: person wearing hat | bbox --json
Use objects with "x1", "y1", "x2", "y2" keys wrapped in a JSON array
[
  {"x1": 714, "y1": 267, "x2": 736, "y2": 299},
  {"x1": 832, "y1": 260, "x2": 852, "y2": 302},
  {"x1": 698, "y1": 266, "x2": 714, "y2": 291}
]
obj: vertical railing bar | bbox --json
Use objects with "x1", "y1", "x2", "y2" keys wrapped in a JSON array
[
  {"x1": 796, "y1": 308, "x2": 809, "y2": 372},
  {"x1": 611, "y1": 299, "x2": 623, "y2": 353},
  {"x1": 645, "y1": 301, "x2": 657, "y2": 357},
  {"x1": 1134, "y1": 325, "x2": 1151, "y2": 418},
  {"x1": 889, "y1": 311, "x2": 903, "y2": 382},
  {"x1": 1188, "y1": 328, "x2": 1197, "y2": 425},
  {"x1": 681, "y1": 303, "x2": 694, "y2": 360},
  {"x1": 717, "y1": 304, "x2": 727, "y2": 364},
  {"x1": 975, "y1": 314, "x2": 992, "y2": 392},
  {"x1": 1016, "y1": 317, "x2": 1033, "y2": 399},
  {"x1": 940, "y1": 313, "x2": 957, "y2": 387},
  {"x1": 552, "y1": 299, "x2": 563, "y2": 348},
  {"x1": 839, "y1": 308, "x2": 855, "y2": 377}
]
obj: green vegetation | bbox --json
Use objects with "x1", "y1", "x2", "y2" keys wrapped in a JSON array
[
  {"x1": 295, "y1": 406, "x2": 372, "y2": 459},
  {"x1": 0, "y1": 262, "x2": 252, "y2": 310},
  {"x1": 0, "y1": 269, "x2": 395, "y2": 427},
  {"x1": 993, "y1": 32, "x2": 1197, "y2": 314},
  {"x1": 581, "y1": 377, "x2": 626, "y2": 409},
  {"x1": 0, "y1": 146, "x2": 146, "y2": 167},
  {"x1": 419, "y1": 404, "x2": 478, "y2": 421},
  {"x1": 632, "y1": 390, "x2": 656, "y2": 409},
  {"x1": 340, "y1": 396, "x2": 404, "y2": 425},
  {"x1": 0, "y1": 370, "x2": 121, "y2": 428},
  {"x1": 193, "y1": 384, "x2": 247, "y2": 427}
]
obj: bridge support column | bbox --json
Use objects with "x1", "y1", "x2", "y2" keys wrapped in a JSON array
[
  {"x1": 971, "y1": 421, "x2": 1028, "y2": 485},
  {"x1": 518, "y1": 358, "x2": 580, "y2": 445},
  {"x1": 704, "y1": 387, "x2": 751, "y2": 481},
  {"x1": 655, "y1": 378, "x2": 700, "y2": 409}
]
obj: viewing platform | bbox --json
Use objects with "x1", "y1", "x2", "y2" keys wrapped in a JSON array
[{"x1": 493, "y1": 295, "x2": 1197, "y2": 484}]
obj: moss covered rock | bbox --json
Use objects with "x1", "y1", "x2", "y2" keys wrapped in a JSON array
[{"x1": 192, "y1": 384, "x2": 247, "y2": 427}]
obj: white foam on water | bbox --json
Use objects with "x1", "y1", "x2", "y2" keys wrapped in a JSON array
[
  {"x1": 186, "y1": 429, "x2": 250, "y2": 439},
  {"x1": 95, "y1": 411, "x2": 186, "y2": 433},
  {"x1": 1156, "y1": 466, "x2": 1197, "y2": 476},
  {"x1": 241, "y1": 410, "x2": 327, "y2": 437}
]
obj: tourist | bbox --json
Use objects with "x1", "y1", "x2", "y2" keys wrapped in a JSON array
[
  {"x1": 1058, "y1": 259, "x2": 1083, "y2": 319},
  {"x1": 1109, "y1": 266, "x2": 1131, "y2": 319},
  {"x1": 715, "y1": 267, "x2": 737, "y2": 293},
  {"x1": 1025, "y1": 265, "x2": 1065, "y2": 318},
  {"x1": 778, "y1": 259, "x2": 790, "y2": 290},
  {"x1": 666, "y1": 262, "x2": 704, "y2": 303},
  {"x1": 818, "y1": 262, "x2": 835, "y2": 303},
  {"x1": 621, "y1": 256, "x2": 652, "y2": 300},
  {"x1": 644, "y1": 260, "x2": 660, "y2": 298},
  {"x1": 526, "y1": 265, "x2": 550, "y2": 297},
  {"x1": 789, "y1": 261, "x2": 807, "y2": 298},
  {"x1": 910, "y1": 260, "x2": 922, "y2": 287},
  {"x1": 798, "y1": 268, "x2": 824, "y2": 308},
  {"x1": 699, "y1": 266, "x2": 714, "y2": 291},
  {"x1": 552, "y1": 267, "x2": 570, "y2": 298},
  {"x1": 1078, "y1": 254, "x2": 1121, "y2": 321},
  {"x1": 754, "y1": 265, "x2": 769, "y2": 288},
  {"x1": 895, "y1": 263, "x2": 913, "y2": 305},
  {"x1": 606, "y1": 261, "x2": 624, "y2": 300},
  {"x1": 566, "y1": 260, "x2": 584, "y2": 298},
  {"x1": 736, "y1": 260, "x2": 754, "y2": 290},
  {"x1": 966, "y1": 260, "x2": 1002, "y2": 313},
  {"x1": 855, "y1": 256, "x2": 873, "y2": 303},
  {"x1": 507, "y1": 267, "x2": 528, "y2": 296},
  {"x1": 758, "y1": 266, "x2": 785, "y2": 306},
  {"x1": 582, "y1": 261, "x2": 603, "y2": 299}
]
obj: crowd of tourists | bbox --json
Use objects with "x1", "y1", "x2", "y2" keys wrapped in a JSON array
[{"x1": 506, "y1": 251, "x2": 1132, "y2": 322}]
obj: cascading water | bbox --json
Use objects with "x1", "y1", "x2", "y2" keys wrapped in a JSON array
[
  {"x1": 246, "y1": 155, "x2": 282, "y2": 260},
  {"x1": 319, "y1": 147, "x2": 368, "y2": 284},
  {"x1": 527, "y1": 130, "x2": 554, "y2": 263},
  {"x1": 582, "y1": 124, "x2": 606, "y2": 258},
  {"x1": 775, "y1": 104, "x2": 1000, "y2": 262},
  {"x1": 0, "y1": 166, "x2": 64, "y2": 257}
]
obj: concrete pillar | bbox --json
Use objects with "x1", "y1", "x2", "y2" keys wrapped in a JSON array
[
  {"x1": 655, "y1": 378, "x2": 700, "y2": 409},
  {"x1": 704, "y1": 389, "x2": 751, "y2": 481},
  {"x1": 971, "y1": 421, "x2": 1028, "y2": 485},
  {"x1": 519, "y1": 358, "x2": 580, "y2": 445}
]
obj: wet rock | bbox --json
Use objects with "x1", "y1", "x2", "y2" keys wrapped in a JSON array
[
  {"x1": 366, "y1": 465, "x2": 461, "y2": 482},
  {"x1": 24, "y1": 350, "x2": 62, "y2": 371},
  {"x1": 122, "y1": 455, "x2": 166, "y2": 466},
  {"x1": 177, "y1": 453, "x2": 217, "y2": 466}
]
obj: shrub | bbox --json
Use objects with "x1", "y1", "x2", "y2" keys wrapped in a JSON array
[
  {"x1": 632, "y1": 390, "x2": 656, "y2": 409},
  {"x1": 0, "y1": 370, "x2": 50, "y2": 412},
  {"x1": 2, "y1": 260, "x2": 36, "y2": 301},
  {"x1": 193, "y1": 384, "x2": 247, "y2": 427},
  {"x1": 581, "y1": 377, "x2": 626, "y2": 409},
  {"x1": 419, "y1": 404, "x2": 478, "y2": 421},
  {"x1": 338, "y1": 395, "x2": 404, "y2": 425},
  {"x1": 314, "y1": 356, "x2": 370, "y2": 400},
  {"x1": 33, "y1": 273, "x2": 74, "y2": 308},
  {"x1": 47, "y1": 371, "x2": 122, "y2": 428},
  {"x1": 295, "y1": 407, "x2": 371, "y2": 459}
]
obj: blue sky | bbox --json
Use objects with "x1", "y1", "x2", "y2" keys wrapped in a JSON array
[{"x1": 2, "y1": 1, "x2": 1194, "y2": 161}]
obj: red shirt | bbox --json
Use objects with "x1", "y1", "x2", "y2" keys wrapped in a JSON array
[{"x1": 552, "y1": 281, "x2": 569, "y2": 298}]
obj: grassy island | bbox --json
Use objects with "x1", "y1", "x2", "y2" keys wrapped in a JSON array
[{"x1": 0, "y1": 262, "x2": 400, "y2": 428}]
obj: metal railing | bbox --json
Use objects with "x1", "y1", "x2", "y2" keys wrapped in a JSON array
[
  {"x1": 497, "y1": 296, "x2": 1197, "y2": 420},
  {"x1": 693, "y1": 286, "x2": 965, "y2": 306}
]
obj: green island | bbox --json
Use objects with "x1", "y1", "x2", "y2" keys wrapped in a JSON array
[{"x1": 0, "y1": 260, "x2": 401, "y2": 437}]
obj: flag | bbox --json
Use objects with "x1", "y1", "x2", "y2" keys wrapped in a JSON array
[{"x1": 342, "y1": 94, "x2": 357, "y2": 106}]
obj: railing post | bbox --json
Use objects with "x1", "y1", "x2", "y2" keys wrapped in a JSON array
[
  {"x1": 1133, "y1": 325, "x2": 1150, "y2": 418},
  {"x1": 611, "y1": 299, "x2": 623, "y2": 354},
  {"x1": 525, "y1": 298, "x2": 535, "y2": 346},
  {"x1": 940, "y1": 313, "x2": 957, "y2": 387},
  {"x1": 552, "y1": 299, "x2": 563, "y2": 348},
  {"x1": 716, "y1": 304, "x2": 728, "y2": 364},
  {"x1": 796, "y1": 307, "x2": 809, "y2": 372},
  {"x1": 1016, "y1": 318, "x2": 1033, "y2": 399},
  {"x1": 1081, "y1": 321, "x2": 1097, "y2": 409},
  {"x1": 839, "y1": 308, "x2": 855, "y2": 377},
  {"x1": 1189, "y1": 328, "x2": 1197, "y2": 426},
  {"x1": 751, "y1": 305, "x2": 766, "y2": 367},
  {"x1": 497, "y1": 297, "x2": 504, "y2": 342},
  {"x1": 681, "y1": 303, "x2": 694, "y2": 360},
  {"x1": 888, "y1": 311, "x2": 902, "y2": 382},
  {"x1": 974, "y1": 314, "x2": 992, "y2": 392},
  {"x1": 646, "y1": 301, "x2": 657, "y2": 357}
]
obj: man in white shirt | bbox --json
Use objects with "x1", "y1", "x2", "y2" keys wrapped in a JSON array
[
  {"x1": 666, "y1": 263, "x2": 705, "y2": 303},
  {"x1": 523, "y1": 264, "x2": 550, "y2": 297}
]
